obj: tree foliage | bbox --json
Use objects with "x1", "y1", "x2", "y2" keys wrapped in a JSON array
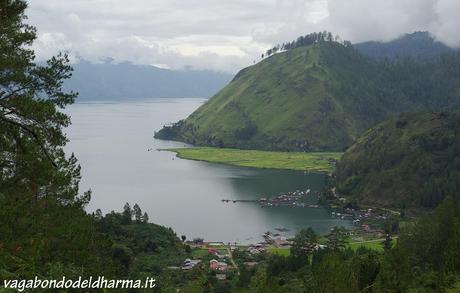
[
  {"x1": 336, "y1": 112, "x2": 460, "y2": 209},
  {"x1": 0, "y1": 0, "x2": 114, "y2": 279}
]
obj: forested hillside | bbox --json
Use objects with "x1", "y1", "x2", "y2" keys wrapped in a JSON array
[
  {"x1": 155, "y1": 34, "x2": 460, "y2": 151},
  {"x1": 336, "y1": 112, "x2": 460, "y2": 209}
]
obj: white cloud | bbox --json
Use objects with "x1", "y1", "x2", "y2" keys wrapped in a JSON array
[{"x1": 26, "y1": 0, "x2": 460, "y2": 73}]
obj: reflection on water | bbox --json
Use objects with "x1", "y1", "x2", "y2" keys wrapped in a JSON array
[{"x1": 65, "y1": 98, "x2": 350, "y2": 243}]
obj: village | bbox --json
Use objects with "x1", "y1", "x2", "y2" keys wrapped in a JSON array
[
  {"x1": 171, "y1": 208, "x2": 397, "y2": 281},
  {"x1": 169, "y1": 186, "x2": 403, "y2": 281},
  {"x1": 172, "y1": 235, "x2": 290, "y2": 281},
  {"x1": 221, "y1": 189, "x2": 320, "y2": 208}
]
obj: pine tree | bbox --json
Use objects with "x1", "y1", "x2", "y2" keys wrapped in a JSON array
[
  {"x1": 0, "y1": 0, "x2": 116, "y2": 277},
  {"x1": 122, "y1": 203, "x2": 132, "y2": 224},
  {"x1": 133, "y1": 203, "x2": 142, "y2": 223},
  {"x1": 141, "y1": 212, "x2": 149, "y2": 223},
  {"x1": 291, "y1": 228, "x2": 317, "y2": 263}
]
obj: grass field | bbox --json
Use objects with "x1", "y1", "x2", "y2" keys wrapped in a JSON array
[
  {"x1": 165, "y1": 147, "x2": 342, "y2": 173},
  {"x1": 348, "y1": 237, "x2": 398, "y2": 252},
  {"x1": 267, "y1": 246, "x2": 291, "y2": 256},
  {"x1": 348, "y1": 239, "x2": 385, "y2": 251}
]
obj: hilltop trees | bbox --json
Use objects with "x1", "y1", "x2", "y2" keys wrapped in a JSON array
[
  {"x1": 142, "y1": 212, "x2": 149, "y2": 223},
  {"x1": 133, "y1": 203, "x2": 142, "y2": 223},
  {"x1": 122, "y1": 202, "x2": 132, "y2": 223},
  {"x1": 121, "y1": 202, "x2": 149, "y2": 223},
  {"x1": 263, "y1": 31, "x2": 350, "y2": 58}
]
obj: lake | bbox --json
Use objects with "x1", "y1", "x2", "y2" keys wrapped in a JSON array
[{"x1": 65, "y1": 98, "x2": 350, "y2": 243}]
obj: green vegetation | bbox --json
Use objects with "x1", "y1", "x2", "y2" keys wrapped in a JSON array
[
  {"x1": 167, "y1": 147, "x2": 341, "y2": 173},
  {"x1": 0, "y1": 0, "x2": 116, "y2": 279},
  {"x1": 267, "y1": 246, "x2": 291, "y2": 257},
  {"x1": 348, "y1": 239, "x2": 385, "y2": 252},
  {"x1": 156, "y1": 32, "x2": 460, "y2": 152},
  {"x1": 235, "y1": 197, "x2": 460, "y2": 292},
  {"x1": 0, "y1": 1, "x2": 187, "y2": 287},
  {"x1": 336, "y1": 112, "x2": 460, "y2": 209},
  {"x1": 3, "y1": 3, "x2": 460, "y2": 292}
]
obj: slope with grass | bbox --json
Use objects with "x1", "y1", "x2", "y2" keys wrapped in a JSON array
[
  {"x1": 155, "y1": 37, "x2": 460, "y2": 152},
  {"x1": 336, "y1": 112, "x2": 460, "y2": 209},
  {"x1": 167, "y1": 147, "x2": 341, "y2": 173}
]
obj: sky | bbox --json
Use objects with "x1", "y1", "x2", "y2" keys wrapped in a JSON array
[{"x1": 28, "y1": 0, "x2": 460, "y2": 73}]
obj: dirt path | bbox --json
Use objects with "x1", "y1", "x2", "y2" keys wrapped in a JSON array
[{"x1": 226, "y1": 244, "x2": 239, "y2": 275}]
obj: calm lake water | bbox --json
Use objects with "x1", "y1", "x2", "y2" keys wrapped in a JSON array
[{"x1": 65, "y1": 98, "x2": 350, "y2": 243}]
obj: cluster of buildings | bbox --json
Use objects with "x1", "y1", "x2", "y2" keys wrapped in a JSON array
[
  {"x1": 259, "y1": 189, "x2": 315, "y2": 208},
  {"x1": 331, "y1": 207, "x2": 393, "y2": 237}
]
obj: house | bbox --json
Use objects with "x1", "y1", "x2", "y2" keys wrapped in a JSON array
[
  {"x1": 182, "y1": 259, "x2": 202, "y2": 270},
  {"x1": 210, "y1": 259, "x2": 228, "y2": 272}
]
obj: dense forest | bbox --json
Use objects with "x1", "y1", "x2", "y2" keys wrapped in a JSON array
[
  {"x1": 155, "y1": 33, "x2": 460, "y2": 152},
  {"x1": 335, "y1": 112, "x2": 460, "y2": 209}
]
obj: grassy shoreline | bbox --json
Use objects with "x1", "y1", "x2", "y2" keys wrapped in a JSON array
[{"x1": 163, "y1": 147, "x2": 342, "y2": 173}]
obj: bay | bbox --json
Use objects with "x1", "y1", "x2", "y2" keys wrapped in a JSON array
[{"x1": 65, "y1": 98, "x2": 350, "y2": 243}]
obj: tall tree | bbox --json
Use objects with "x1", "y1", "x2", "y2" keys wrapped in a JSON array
[
  {"x1": 133, "y1": 203, "x2": 142, "y2": 223},
  {"x1": 122, "y1": 202, "x2": 132, "y2": 224},
  {"x1": 290, "y1": 228, "x2": 317, "y2": 266},
  {"x1": 326, "y1": 226, "x2": 347, "y2": 250},
  {"x1": 0, "y1": 0, "x2": 116, "y2": 278},
  {"x1": 142, "y1": 212, "x2": 149, "y2": 223}
]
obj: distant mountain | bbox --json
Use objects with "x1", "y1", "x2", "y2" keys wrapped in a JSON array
[
  {"x1": 336, "y1": 112, "x2": 460, "y2": 209},
  {"x1": 64, "y1": 60, "x2": 232, "y2": 101},
  {"x1": 155, "y1": 36, "x2": 460, "y2": 151},
  {"x1": 355, "y1": 31, "x2": 454, "y2": 59}
]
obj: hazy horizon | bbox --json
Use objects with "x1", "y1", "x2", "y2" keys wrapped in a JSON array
[{"x1": 28, "y1": 0, "x2": 460, "y2": 74}]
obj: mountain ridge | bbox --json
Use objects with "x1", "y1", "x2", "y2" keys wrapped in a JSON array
[
  {"x1": 65, "y1": 59, "x2": 232, "y2": 101},
  {"x1": 155, "y1": 37, "x2": 460, "y2": 151},
  {"x1": 354, "y1": 31, "x2": 454, "y2": 59}
]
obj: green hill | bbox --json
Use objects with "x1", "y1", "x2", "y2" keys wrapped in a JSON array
[
  {"x1": 335, "y1": 112, "x2": 460, "y2": 209},
  {"x1": 155, "y1": 37, "x2": 460, "y2": 151}
]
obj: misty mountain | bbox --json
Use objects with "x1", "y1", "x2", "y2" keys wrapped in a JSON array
[
  {"x1": 354, "y1": 31, "x2": 454, "y2": 59},
  {"x1": 64, "y1": 60, "x2": 232, "y2": 101}
]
